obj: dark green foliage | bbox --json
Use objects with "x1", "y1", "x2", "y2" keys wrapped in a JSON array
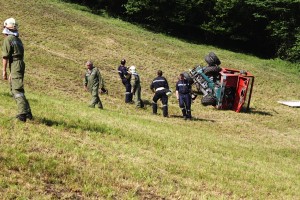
[
  {"x1": 60, "y1": 0, "x2": 127, "y2": 15},
  {"x1": 245, "y1": 0, "x2": 300, "y2": 61},
  {"x1": 60, "y1": 0, "x2": 300, "y2": 62},
  {"x1": 189, "y1": 0, "x2": 299, "y2": 61}
]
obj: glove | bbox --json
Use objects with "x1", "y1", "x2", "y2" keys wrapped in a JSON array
[{"x1": 166, "y1": 89, "x2": 172, "y2": 96}]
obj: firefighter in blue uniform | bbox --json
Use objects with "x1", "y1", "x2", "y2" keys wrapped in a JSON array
[
  {"x1": 117, "y1": 59, "x2": 132, "y2": 103},
  {"x1": 176, "y1": 73, "x2": 192, "y2": 120},
  {"x1": 150, "y1": 70, "x2": 169, "y2": 117}
]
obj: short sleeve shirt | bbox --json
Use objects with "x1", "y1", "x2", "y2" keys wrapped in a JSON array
[{"x1": 2, "y1": 35, "x2": 24, "y2": 59}]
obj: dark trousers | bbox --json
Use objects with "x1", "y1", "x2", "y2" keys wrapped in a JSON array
[
  {"x1": 152, "y1": 90, "x2": 168, "y2": 117},
  {"x1": 122, "y1": 79, "x2": 132, "y2": 103},
  {"x1": 179, "y1": 93, "x2": 192, "y2": 118}
]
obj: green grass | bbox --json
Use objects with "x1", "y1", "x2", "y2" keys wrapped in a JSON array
[{"x1": 0, "y1": 0, "x2": 300, "y2": 199}]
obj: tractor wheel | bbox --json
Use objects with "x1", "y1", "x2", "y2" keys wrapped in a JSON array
[
  {"x1": 201, "y1": 94, "x2": 217, "y2": 106},
  {"x1": 183, "y1": 72, "x2": 194, "y2": 84},
  {"x1": 205, "y1": 52, "x2": 221, "y2": 66},
  {"x1": 203, "y1": 66, "x2": 221, "y2": 76}
]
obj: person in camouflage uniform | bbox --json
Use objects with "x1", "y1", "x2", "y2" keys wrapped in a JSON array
[
  {"x1": 129, "y1": 66, "x2": 144, "y2": 108},
  {"x1": 84, "y1": 60, "x2": 106, "y2": 109},
  {"x1": 2, "y1": 18, "x2": 32, "y2": 122}
]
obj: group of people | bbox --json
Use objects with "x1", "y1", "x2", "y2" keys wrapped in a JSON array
[
  {"x1": 117, "y1": 59, "x2": 143, "y2": 107},
  {"x1": 116, "y1": 59, "x2": 193, "y2": 120},
  {"x1": 84, "y1": 58, "x2": 193, "y2": 120},
  {"x1": 2, "y1": 17, "x2": 193, "y2": 122}
]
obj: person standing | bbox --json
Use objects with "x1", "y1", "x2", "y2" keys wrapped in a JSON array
[
  {"x1": 150, "y1": 70, "x2": 169, "y2": 117},
  {"x1": 117, "y1": 59, "x2": 132, "y2": 103},
  {"x1": 2, "y1": 18, "x2": 32, "y2": 122},
  {"x1": 84, "y1": 60, "x2": 105, "y2": 109},
  {"x1": 176, "y1": 73, "x2": 192, "y2": 120},
  {"x1": 129, "y1": 66, "x2": 144, "y2": 108}
]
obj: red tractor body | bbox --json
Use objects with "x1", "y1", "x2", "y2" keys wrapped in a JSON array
[{"x1": 217, "y1": 68, "x2": 254, "y2": 112}]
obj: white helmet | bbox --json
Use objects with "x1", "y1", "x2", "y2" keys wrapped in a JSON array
[
  {"x1": 3, "y1": 18, "x2": 18, "y2": 30},
  {"x1": 129, "y1": 65, "x2": 136, "y2": 73}
]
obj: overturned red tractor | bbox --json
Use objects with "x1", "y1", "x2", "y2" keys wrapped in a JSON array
[{"x1": 184, "y1": 52, "x2": 254, "y2": 112}]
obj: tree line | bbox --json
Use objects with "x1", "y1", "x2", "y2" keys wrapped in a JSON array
[{"x1": 62, "y1": 0, "x2": 300, "y2": 62}]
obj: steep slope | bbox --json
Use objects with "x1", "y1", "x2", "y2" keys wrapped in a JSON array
[{"x1": 0, "y1": 0, "x2": 299, "y2": 199}]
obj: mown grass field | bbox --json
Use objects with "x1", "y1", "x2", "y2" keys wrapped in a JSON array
[{"x1": 0, "y1": 0, "x2": 299, "y2": 199}]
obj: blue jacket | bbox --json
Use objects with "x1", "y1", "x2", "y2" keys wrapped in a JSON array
[
  {"x1": 150, "y1": 76, "x2": 169, "y2": 91},
  {"x1": 118, "y1": 65, "x2": 130, "y2": 80},
  {"x1": 176, "y1": 79, "x2": 191, "y2": 94}
]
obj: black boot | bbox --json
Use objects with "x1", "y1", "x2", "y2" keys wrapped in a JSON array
[
  {"x1": 163, "y1": 106, "x2": 168, "y2": 117},
  {"x1": 152, "y1": 103, "x2": 158, "y2": 114},
  {"x1": 187, "y1": 110, "x2": 192, "y2": 120},
  {"x1": 98, "y1": 101, "x2": 103, "y2": 109},
  {"x1": 26, "y1": 112, "x2": 33, "y2": 120},
  {"x1": 16, "y1": 114, "x2": 26, "y2": 122},
  {"x1": 125, "y1": 93, "x2": 132, "y2": 103},
  {"x1": 181, "y1": 108, "x2": 187, "y2": 119}
]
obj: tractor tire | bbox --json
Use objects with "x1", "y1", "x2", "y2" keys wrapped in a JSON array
[
  {"x1": 201, "y1": 94, "x2": 217, "y2": 106},
  {"x1": 183, "y1": 72, "x2": 194, "y2": 84},
  {"x1": 205, "y1": 52, "x2": 221, "y2": 66},
  {"x1": 203, "y1": 66, "x2": 221, "y2": 76}
]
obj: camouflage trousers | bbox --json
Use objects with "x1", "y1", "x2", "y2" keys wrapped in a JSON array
[
  {"x1": 133, "y1": 86, "x2": 143, "y2": 108},
  {"x1": 90, "y1": 88, "x2": 103, "y2": 109},
  {"x1": 10, "y1": 61, "x2": 31, "y2": 115}
]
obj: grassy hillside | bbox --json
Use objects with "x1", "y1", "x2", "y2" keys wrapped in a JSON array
[{"x1": 0, "y1": 0, "x2": 299, "y2": 199}]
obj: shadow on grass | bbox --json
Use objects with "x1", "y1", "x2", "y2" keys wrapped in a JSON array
[
  {"x1": 35, "y1": 117, "x2": 121, "y2": 134},
  {"x1": 245, "y1": 108, "x2": 273, "y2": 116},
  {"x1": 170, "y1": 115, "x2": 215, "y2": 122}
]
